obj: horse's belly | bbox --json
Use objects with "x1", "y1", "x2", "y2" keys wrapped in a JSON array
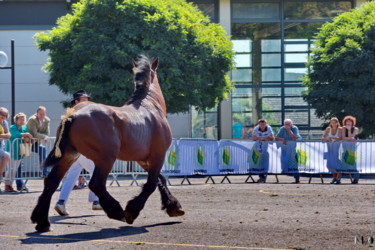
[{"x1": 116, "y1": 146, "x2": 148, "y2": 161}]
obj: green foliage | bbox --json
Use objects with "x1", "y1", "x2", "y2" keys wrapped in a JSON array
[
  {"x1": 35, "y1": 0, "x2": 234, "y2": 113},
  {"x1": 303, "y1": 2, "x2": 375, "y2": 137}
]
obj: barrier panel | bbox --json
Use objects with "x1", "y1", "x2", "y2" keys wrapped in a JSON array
[
  {"x1": 159, "y1": 140, "x2": 375, "y2": 178},
  {"x1": 2, "y1": 137, "x2": 375, "y2": 190}
]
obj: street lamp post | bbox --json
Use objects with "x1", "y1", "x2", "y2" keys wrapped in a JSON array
[{"x1": 0, "y1": 40, "x2": 15, "y2": 124}]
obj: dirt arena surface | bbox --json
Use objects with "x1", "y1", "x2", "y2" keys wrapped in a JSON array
[{"x1": 0, "y1": 175, "x2": 374, "y2": 249}]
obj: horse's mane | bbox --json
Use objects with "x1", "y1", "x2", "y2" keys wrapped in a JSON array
[{"x1": 126, "y1": 55, "x2": 152, "y2": 105}]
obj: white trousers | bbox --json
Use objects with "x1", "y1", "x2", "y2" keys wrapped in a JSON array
[
  {"x1": 58, "y1": 155, "x2": 98, "y2": 204},
  {"x1": 4, "y1": 159, "x2": 21, "y2": 186}
]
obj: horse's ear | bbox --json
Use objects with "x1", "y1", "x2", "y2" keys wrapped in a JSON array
[
  {"x1": 151, "y1": 57, "x2": 159, "y2": 71},
  {"x1": 132, "y1": 59, "x2": 138, "y2": 68}
]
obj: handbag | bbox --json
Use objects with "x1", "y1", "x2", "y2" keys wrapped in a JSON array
[{"x1": 19, "y1": 142, "x2": 32, "y2": 157}]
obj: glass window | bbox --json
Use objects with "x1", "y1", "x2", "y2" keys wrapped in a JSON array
[
  {"x1": 262, "y1": 111, "x2": 282, "y2": 126},
  {"x1": 191, "y1": 107, "x2": 218, "y2": 139},
  {"x1": 285, "y1": 96, "x2": 307, "y2": 106},
  {"x1": 233, "y1": 2, "x2": 280, "y2": 19},
  {"x1": 284, "y1": 68, "x2": 307, "y2": 82},
  {"x1": 232, "y1": 69, "x2": 252, "y2": 82},
  {"x1": 284, "y1": 44, "x2": 309, "y2": 52},
  {"x1": 232, "y1": 40, "x2": 252, "y2": 53},
  {"x1": 285, "y1": 53, "x2": 308, "y2": 63},
  {"x1": 232, "y1": 23, "x2": 281, "y2": 40},
  {"x1": 284, "y1": 22, "x2": 324, "y2": 39},
  {"x1": 262, "y1": 39, "x2": 281, "y2": 52},
  {"x1": 232, "y1": 97, "x2": 252, "y2": 112},
  {"x1": 189, "y1": 0, "x2": 219, "y2": 23},
  {"x1": 232, "y1": 112, "x2": 252, "y2": 139},
  {"x1": 285, "y1": 86, "x2": 307, "y2": 96},
  {"x1": 262, "y1": 54, "x2": 281, "y2": 67},
  {"x1": 284, "y1": 110, "x2": 309, "y2": 125},
  {"x1": 232, "y1": 87, "x2": 252, "y2": 98},
  {"x1": 284, "y1": 1, "x2": 352, "y2": 20},
  {"x1": 262, "y1": 87, "x2": 282, "y2": 97},
  {"x1": 263, "y1": 97, "x2": 282, "y2": 111},
  {"x1": 262, "y1": 68, "x2": 282, "y2": 81},
  {"x1": 235, "y1": 54, "x2": 252, "y2": 67}
]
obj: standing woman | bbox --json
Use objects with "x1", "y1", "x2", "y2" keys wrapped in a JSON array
[
  {"x1": 322, "y1": 117, "x2": 342, "y2": 184},
  {"x1": 341, "y1": 115, "x2": 359, "y2": 184}
]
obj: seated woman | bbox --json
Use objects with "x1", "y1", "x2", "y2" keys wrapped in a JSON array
[
  {"x1": 322, "y1": 117, "x2": 342, "y2": 184},
  {"x1": 4, "y1": 113, "x2": 32, "y2": 192}
]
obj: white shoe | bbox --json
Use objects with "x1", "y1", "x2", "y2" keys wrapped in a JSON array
[
  {"x1": 92, "y1": 202, "x2": 103, "y2": 210},
  {"x1": 54, "y1": 203, "x2": 70, "y2": 216}
]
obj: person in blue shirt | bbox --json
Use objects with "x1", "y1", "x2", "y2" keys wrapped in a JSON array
[
  {"x1": 252, "y1": 119, "x2": 274, "y2": 183},
  {"x1": 275, "y1": 119, "x2": 302, "y2": 183},
  {"x1": 232, "y1": 119, "x2": 244, "y2": 139}
]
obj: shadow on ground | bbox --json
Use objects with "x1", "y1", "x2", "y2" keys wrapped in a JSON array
[{"x1": 21, "y1": 221, "x2": 182, "y2": 244}]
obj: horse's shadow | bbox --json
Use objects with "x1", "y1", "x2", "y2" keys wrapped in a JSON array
[{"x1": 22, "y1": 216, "x2": 181, "y2": 245}]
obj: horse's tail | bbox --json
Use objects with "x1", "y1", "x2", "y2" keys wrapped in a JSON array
[{"x1": 43, "y1": 108, "x2": 75, "y2": 168}]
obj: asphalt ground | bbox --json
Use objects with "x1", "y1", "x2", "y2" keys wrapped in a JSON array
[{"x1": 0, "y1": 175, "x2": 374, "y2": 250}]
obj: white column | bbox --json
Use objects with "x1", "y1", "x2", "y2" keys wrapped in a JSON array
[{"x1": 219, "y1": 0, "x2": 232, "y2": 139}]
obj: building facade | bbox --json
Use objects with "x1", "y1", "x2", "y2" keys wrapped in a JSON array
[{"x1": 0, "y1": 0, "x2": 368, "y2": 138}]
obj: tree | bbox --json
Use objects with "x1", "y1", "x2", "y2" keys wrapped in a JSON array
[
  {"x1": 303, "y1": 2, "x2": 375, "y2": 137},
  {"x1": 35, "y1": 0, "x2": 234, "y2": 113}
]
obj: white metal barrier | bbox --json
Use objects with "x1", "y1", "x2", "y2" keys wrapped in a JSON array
[{"x1": 2, "y1": 137, "x2": 375, "y2": 191}]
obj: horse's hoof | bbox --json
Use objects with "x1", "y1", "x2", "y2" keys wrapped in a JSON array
[
  {"x1": 167, "y1": 209, "x2": 185, "y2": 217},
  {"x1": 124, "y1": 210, "x2": 135, "y2": 224},
  {"x1": 35, "y1": 223, "x2": 51, "y2": 233}
]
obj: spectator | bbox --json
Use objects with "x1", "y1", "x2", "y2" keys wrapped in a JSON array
[
  {"x1": 54, "y1": 90, "x2": 102, "y2": 216},
  {"x1": 26, "y1": 106, "x2": 50, "y2": 177},
  {"x1": 4, "y1": 113, "x2": 32, "y2": 192},
  {"x1": 232, "y1": 119, "x2": 244, "y2": 139},
  {"x1": 252, "y1": 119, "x2": 274, "y2": 183},
  {"x1": 0, "y1": 107, "x2": 11, "y2": 189},
  {"x1": 322, "y1": 117, "x2": 342, "y2": 184},
  {"x1": 275, "y1": 119, "x2": 302, "y2": 183},
  {"x1": 341, "y1": 115, "x2": 359, "y2": 184}
]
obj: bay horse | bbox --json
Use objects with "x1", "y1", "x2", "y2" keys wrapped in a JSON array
[{"x1": 31, "y1": 55, "x2": 184, "y2": 232}]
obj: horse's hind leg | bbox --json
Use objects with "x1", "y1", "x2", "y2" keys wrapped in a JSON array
[
  {"x1": 158, "y1": 174, "x2": 185, "y2": 217},
  {"x1": 124, "y1": 166, "x2": 160, "y2": 224},
  {"x1": 88, "y1": 162, "x2": 125, "y2": 222},
  {"x1": 31, "y1": 159, "x2": 72, "y2": 232}
]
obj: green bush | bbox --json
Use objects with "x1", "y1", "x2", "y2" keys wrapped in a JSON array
[
  {"x1": 303, "y1": 2, "x2": 375, "y2": 137},
  {"x1": 36, "y1": 0, "x2": 234, "y2": 113}
]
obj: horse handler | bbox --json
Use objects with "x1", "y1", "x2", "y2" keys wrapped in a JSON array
[{"x1": 54, "y1": 90, "x2": 102, "y2": 215}]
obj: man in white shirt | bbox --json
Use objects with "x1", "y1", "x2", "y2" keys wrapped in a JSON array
[{"x1": 54, "y1": 90, "x2": 102, "y2": 216}]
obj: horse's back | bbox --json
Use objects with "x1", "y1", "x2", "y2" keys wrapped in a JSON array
[
  {"x1": 68, "y1": 102, "x2": 172, "y2": 163},
  {"x1": 69, "y1": 103, "x2": 121, "y2": 163},
  {"x1": 115, "y1": 105, "x2": 172, "y2": 162}
]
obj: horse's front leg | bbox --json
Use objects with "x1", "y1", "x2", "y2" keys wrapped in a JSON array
[
  {"x1": 31, "y1": 163, "x2": 70, "y2": 232},
  {"x1": 124, "y1": 167, "x2": 159, "y2": 224},
  {"x1": 88, "y1": 163, "x2": 125, "y2": 222}
]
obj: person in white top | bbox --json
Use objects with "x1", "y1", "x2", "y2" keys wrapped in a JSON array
[
  {"x1": 322, "y1": 117, "x2": 342, "y2": 184},
  {"x1": 252, "y1": 119, "x2": 274, "y2": 183},
  {"x1": 54, "y1": 90, "x2": 103, "y2": 216}
]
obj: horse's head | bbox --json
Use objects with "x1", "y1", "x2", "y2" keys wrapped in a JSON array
[
  {"x1": 128, "y1": 55, "x2": 167, "y2": 115},
  {"x1": 132, "y1": 56, "x2": 158, "y2": 90}
]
